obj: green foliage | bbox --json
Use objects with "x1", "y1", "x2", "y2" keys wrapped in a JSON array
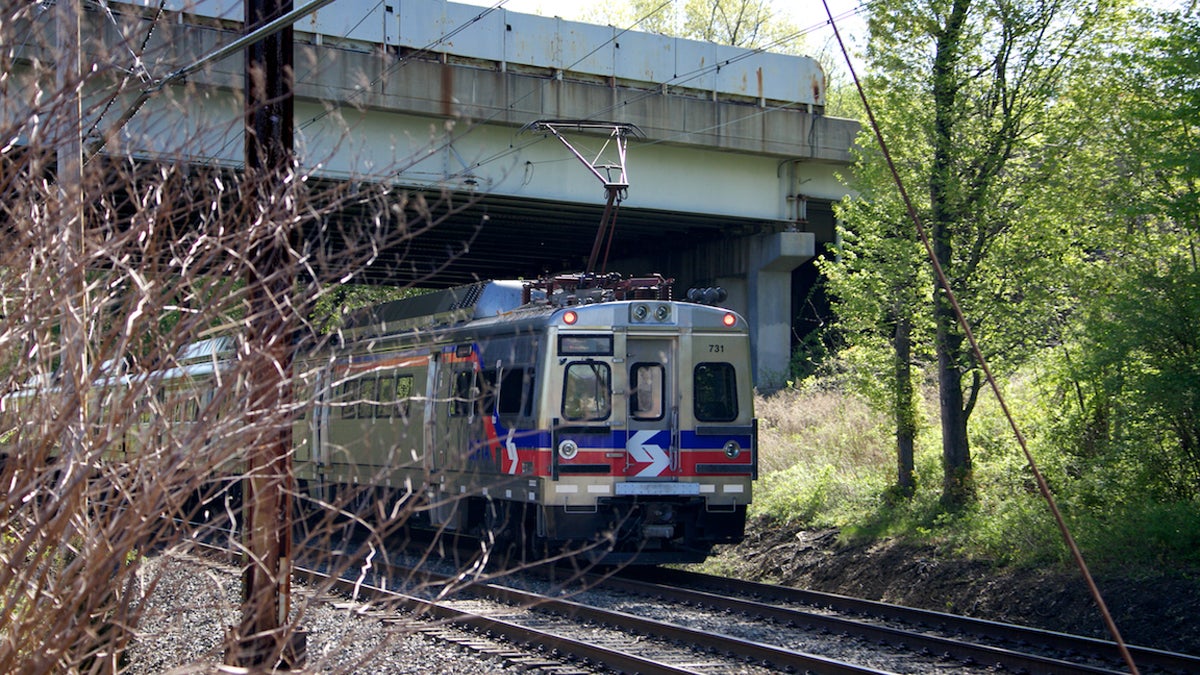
[
  {"x1": 1118, "y1": 9, "x2": 1200, "y2": 229},
  {"x1": 745, "y1": 0, "x2": 1200, "y2": 576},
  {"x1": 1048, "y1": 252, "x2": 1200, "y2": 498},
  {"x1": 308, "y1": 284, "x2": 431, "y2": 333},
  {"x1": 1030, "y1": 7, "x2": 1200, "y2": 501},
  {"x1": 749, "y1": 376, "x2": 1200, "y2": 569},
  {"x1": 590, "y1": 0, "x2": 807, "y2": 54},
  {"x1": 823, "y1": 0, "x2": 1135, "y2": 506}
]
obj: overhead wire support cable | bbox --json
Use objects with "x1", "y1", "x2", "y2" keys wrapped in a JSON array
[
  {"x1": 819, "y1": 2, "x2": 1140, "y2": 673},
  {"x1": 521, "y1": 121, "x2": 642, "y2": 274}
]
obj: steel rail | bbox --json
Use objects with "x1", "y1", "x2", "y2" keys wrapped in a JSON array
[
  {"x1": 280, "y1": 545, "x2": 898, "y2": 675},
  {"x1": 624, "y1": 567, "x2": 1200, "y2": 675},
  {"x1": 445, "y1": 573, "x2": 897, "y2": 675},
  {"x1": 178, "y1": 517, "x2": 1196, "y2": 675},
  {"x1": 289, "y1": 563, "x2": 711, "y2": 675}
]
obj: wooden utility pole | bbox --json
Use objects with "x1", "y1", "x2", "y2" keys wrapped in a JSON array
[
  {"x1": 56, "y1": 0, "x2": 87, "y2": 452},
  {"x1": 226, "y1": 0, "x2": 304, "y2": 668}
]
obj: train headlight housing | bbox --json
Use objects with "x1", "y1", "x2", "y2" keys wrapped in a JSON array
[
  {"x1": 723, "y1": 440, "x2": 742, "y2": 459},
  {"x1": 632, "y1": 304, "x2": 649, "y2": 321},
  {"x1": 562, "y1": 310, "x2": 578, "y2": 325},
  {"x1": 654, "y1": 304, "x2": 671, "y2": 321},
  {"x1": 557, "y1": 439, "x2": 579, "y2": 460},
  {"x1": 723, "y1": 312, "x2": 737, "y2": 327}
]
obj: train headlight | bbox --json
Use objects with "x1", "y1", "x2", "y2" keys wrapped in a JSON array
[
  {"x1": 654, "y1": 304, "x2": 671, "y2": 321},
  {"x1": 723, "y1": 440, "x2": 742, "y2": 459},
  {"x1": 562, "y1": 310, "x2": 578, "y2": 325},
  {"x1": 723, "y1": 312, "x2": 737, "y2": 327},
  {"x1": 632, "y1": 304, "x2": 649, "y2": 321},
  {"x1": 558, "y1": 439, "x2": 579, "y2": 460}
]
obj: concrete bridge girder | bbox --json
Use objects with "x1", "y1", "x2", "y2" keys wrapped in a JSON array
[{"x1": 10, "y1": 1, "x2": 858, "y2": 386}]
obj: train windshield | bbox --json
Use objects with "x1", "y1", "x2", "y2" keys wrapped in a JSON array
[
  {"x1": 561, "y1": 361, "x2": 611, "y2": 421},
  {"x1": 694, "y1": 362, "x2": 738, "y2": 422}
]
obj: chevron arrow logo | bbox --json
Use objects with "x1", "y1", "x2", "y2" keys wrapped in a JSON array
[{"x1": 626, "y1": 429, "x2": 670, "y2": 477}]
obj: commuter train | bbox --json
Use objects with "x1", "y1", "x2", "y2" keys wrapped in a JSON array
[
  {"x1": 305, "y1": 273, "x2": 757, "y2": 564},
  {"x1": 3, "y1": 273, "x2": 757, "y2": 565}
]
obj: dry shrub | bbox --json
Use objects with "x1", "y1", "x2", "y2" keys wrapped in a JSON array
[
  {"x1": 755, "y1": 386, "x2": 892, "y2": 476},
  {"x1": 0, "y1": 4, "x2": 495, "y2": 671}
]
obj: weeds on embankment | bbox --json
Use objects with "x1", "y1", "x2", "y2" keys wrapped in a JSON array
[{"x1": 746, "y1": 380, "x2": 1200, "y2": 571}]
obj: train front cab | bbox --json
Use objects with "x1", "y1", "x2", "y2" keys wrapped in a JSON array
[{"x1": 539, "y1": 301, "x2": 756, "y2": 565}]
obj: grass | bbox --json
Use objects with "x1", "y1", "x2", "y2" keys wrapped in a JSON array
[{"x1": 748, "y1": 378, "x2": 1200, "y2": 571}]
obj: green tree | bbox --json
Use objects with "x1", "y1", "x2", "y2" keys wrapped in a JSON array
[
  {"x1": 822, "y1": 126, "x2": 934, "y2": 495},
  {"x1": 832, "y1": 0, "x2": 1121, "y2": 505},
  {"x1": 1047, "y1": 7, "x2": 1200, "y2": 497},
  {"x1": 592, "y1": 0, "x2": 806, "y2": 54}
]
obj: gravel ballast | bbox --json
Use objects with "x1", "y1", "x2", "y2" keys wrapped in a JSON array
[{"x1": 125, "y1": 550, "x2": 528, "y2": 674}]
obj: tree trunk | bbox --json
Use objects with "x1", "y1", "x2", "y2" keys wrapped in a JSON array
[
  {"x1": 936, "y1": 311, "x2": 973, "y2": 506},
  {"x1": 894, "y1": 315, "x2": 916, "y2": 496},
  {"x1": 930, "y1": 0, "x2": 975, "y2": 507}
]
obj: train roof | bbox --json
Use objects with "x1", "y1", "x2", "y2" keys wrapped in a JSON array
[
  {"x1": 338, "y1": 273, "x2": 709, "y2": 342},
  {"x1": 340, "y1": 280, "x2": 528, "y2": 340},
  {"x1": 340, "y1": 274, "x2": 673, "y2": 336},
  {"x1": 174, "y1": 336, "x2": 237, "y2": 365}
]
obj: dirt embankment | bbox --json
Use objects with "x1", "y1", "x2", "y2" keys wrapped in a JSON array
[{"x1": 711, "y1": 520, "x2": 1200, "y2": 656}]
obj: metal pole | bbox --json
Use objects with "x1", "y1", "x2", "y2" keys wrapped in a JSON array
[{"x1": 226, "y1": 0, "x2": 304, "y2": 668}]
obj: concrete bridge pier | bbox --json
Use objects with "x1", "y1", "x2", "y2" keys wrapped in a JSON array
[
  {"x1": 721, "y1": 231, "x2": 815, "y2": 392},
  {"x1": 749, "y1": 231, "x2": 815, "y2": 390},
  {"x1": 621, "y1": 229, "x2": 815, "y2": 393}
]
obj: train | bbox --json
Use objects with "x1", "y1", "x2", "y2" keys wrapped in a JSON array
[{"x1": 2, "y1": 273, "x2": 758, "y2": 565}]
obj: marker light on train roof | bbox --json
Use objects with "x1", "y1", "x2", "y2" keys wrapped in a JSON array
[
  {"x1": 562, "y1": 310, "x2": 578, "y2": 325},
  {"x1": 723, "y1": 312, "x2": 737, "y2": 327}
]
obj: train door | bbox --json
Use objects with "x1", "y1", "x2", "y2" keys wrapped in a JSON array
[
  {"x1": 624, "y1": 336, "x2": 680, "y2": 480},
  {"x1": 433, "y1": 346, "x2": 481, "y2": 471},
  {"x1": 431, "y1": 345, "x2": 481, "y2": 528}
]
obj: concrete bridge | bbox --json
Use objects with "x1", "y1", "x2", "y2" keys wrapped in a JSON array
[{"x1": 11, "y1": 0, "x2": 859, "y2": 387}]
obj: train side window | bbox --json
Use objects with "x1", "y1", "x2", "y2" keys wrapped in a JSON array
[
  {"x1": 358, "y1": 376, "x2": 377, "y2": 419},
  {"x1": 376, "y1": 374, "x2": 394, "y2": 418},
  {"x1": 480, "y1": 369, "x2": 499, "y2": 417},
  {"x1": 394, "y1": 374, "x2": 413, "y2": 418},
  {"x1": 451, "y1": 370, "x2": 475, "y2": 417},
  {"x1": 694, "y1": 362, "x2": 738, "y2": 422},
  {"x1": 562, "y1": 361, "x2": 611, "y2": 422},
  {"x1": 498, "y1": 368, "x2": 526, "y2": 417},
  {"x1": 184, "y1": 396, "x2": 200, "y2": 422},
  {"x1": 138, "y1": 393, "x2": 153, "y2": 425},
  {"x1": 630, "y1": 363, "x2": 664, "y2": 421},
  {"x1": 340, "y1": 380, "x2": 357, "y2": 419}
]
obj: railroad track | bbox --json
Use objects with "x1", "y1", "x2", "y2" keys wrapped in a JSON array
[
  {"x1": 184, "y1": 521, "x2": 1197, "y2": 674},
  {"x1": 293, "y1": 557, "x2": 888, "y2": 674},
  {"x1": 274, "y1": 536, "x2": 1196, "y2": 675},
  {"x1": 606, "y1": 567, "x2": 1200, "y2": 675}
]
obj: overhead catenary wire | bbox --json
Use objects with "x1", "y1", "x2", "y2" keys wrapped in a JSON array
[{"x1": 819, "y1": 1, "x2": 1141, "y2": 673}]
